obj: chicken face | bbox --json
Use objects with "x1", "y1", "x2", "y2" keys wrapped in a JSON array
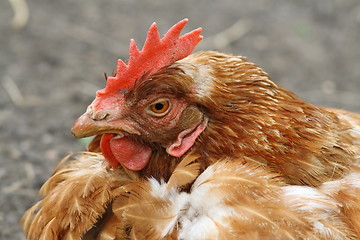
[
  {"x1": 72, "y1": 19, "x2": 204, "y2": 171},
  {"x1": 72, "y1": 66, "x2": 208, "y2": 170}
]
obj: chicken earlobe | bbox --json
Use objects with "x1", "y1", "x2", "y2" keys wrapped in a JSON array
[{"x1": 166, "y1": 117, "x2": 208, "y2": 157}]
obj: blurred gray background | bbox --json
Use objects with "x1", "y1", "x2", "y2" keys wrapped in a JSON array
[{"x1": 1, "y1": 0, "x2": 359, "y2": 239}]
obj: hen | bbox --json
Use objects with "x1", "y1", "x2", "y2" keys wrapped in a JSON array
[{"x1": 21, "y1": 19, "x2": 360, "y2": 239}]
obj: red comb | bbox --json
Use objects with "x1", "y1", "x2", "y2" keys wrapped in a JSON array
[{"x1": 104, "y1": 19, "x2": 202, "y2": 92}]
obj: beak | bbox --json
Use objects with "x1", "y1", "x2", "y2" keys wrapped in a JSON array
[
  {"x1": 71, "y1": 112, "x2": 109, "y2": 138},
  {"x1": 71, "y1": 111, "x2": 141, "y2": 138}
]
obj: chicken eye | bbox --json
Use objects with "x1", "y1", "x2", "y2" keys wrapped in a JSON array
[{"x1": 147, "y1": 99, "x2": 171, "y2": 117}]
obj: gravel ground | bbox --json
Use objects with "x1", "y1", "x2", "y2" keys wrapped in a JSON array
[{"x1": 1, "y1": 1, "x2": 359, "y2": 239}]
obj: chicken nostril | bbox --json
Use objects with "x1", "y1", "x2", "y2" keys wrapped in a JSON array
[
  {"x1": 85, "y1": 104, "x2": 112, "y2": 121},
  {"x1": 92, "y1": 111, "x2": 110, "y2": 121},
  {"x1": 86, "y1": 105, "x2": 94, "y2": 115}
]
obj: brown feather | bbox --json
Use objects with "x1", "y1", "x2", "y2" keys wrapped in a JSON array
[
  {"x1": 20, "y1": 152, "x2": 132, "y2": 239},
  {"x1": 113, "y1": 181, "x2": 179, "y2": 239},
  {"x1": 95, "y1": 214, "x2": 124, "y2": 240},
  {"x1": 166, "y1": 153, "x2": 200, "y2": 190}
]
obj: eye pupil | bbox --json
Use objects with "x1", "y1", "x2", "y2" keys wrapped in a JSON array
[{"x1": 155, "y1": 103, "x2": 164, "y2": 111}]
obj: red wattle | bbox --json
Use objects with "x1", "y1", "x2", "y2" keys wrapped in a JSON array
[
  {"x1": 100, "y1": 133, "x2": 120, "y2": 168},
  {"x1": 100, "y1": 133, "x2": 152, "y2": 171}
]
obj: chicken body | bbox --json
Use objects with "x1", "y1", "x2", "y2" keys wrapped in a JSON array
[
  {"x1": 22, "y1": 50, "x2": 360, "y2": 240},
  {"x1": 21, "y1": 21, "x2": 360, "y2": 239}
]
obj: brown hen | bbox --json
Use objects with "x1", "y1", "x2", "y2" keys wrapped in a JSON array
[{"x1": 21, "y1": 19, "x2": 360, "y2": 239}]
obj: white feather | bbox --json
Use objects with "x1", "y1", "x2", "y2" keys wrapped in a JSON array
[
  {"x1": 146, "y1": 164, "x2": 237, "y2": 239},
  {"x1": 178, "y1": 164, "x2": 235, "y2": 239},
  {"x1": 178, "y1": 59, "x2": 215, "y2": 98},
  {"x1": 282, "y1": 185, "x2": 341, "y2": 213}
]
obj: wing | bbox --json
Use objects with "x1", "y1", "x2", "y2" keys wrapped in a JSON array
[{"x1": 20, "y1": 152, "x2": 134, "y2": 240}]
